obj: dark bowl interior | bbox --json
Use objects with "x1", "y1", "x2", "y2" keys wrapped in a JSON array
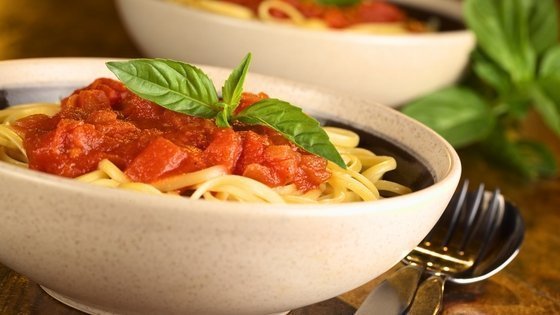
[{"x1": 401, "y1": 3, "x2": 465, "y2": 32}]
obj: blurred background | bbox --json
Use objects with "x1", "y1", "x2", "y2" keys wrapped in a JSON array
[{"x1": 0, "y1": 0, "x2": 140, "y2": 60}]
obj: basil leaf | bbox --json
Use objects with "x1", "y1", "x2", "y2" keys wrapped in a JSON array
[
  {"x1": 401, "y1": 87, "x2": 494, "y2": 148},
  {"x1": 235, "y1": 98, "x2": 346, "y2": 168},
  {"x1": 537, "y1": 76, "x2": 560, "y2": 109},
  {"x1": 540, "y1": 45, "x2": 560, "y2": 80},
  {"x1": 222, "y1": 53, "x2": 252, "y2": 115},
  {"x1": 525, "y1": 44, "x2": 560, "y2": 137},
  {"x1": 215, "y1": 104, "x2": 230, "y2": 128},
  {"x1": 480, "y1": 128, "x2": 557, "y2": 179},
  {"x1": 516, "y1": 140, "x2": 557, "y2": 178},
  {"x1": 506, "y1": 98, "x2": 533, "y2": 120},
  {"x1": 465, "y1": 0, "x2": 536, "y2": 84},
  {"x1": 530, "y1": 85, "x2": 560, "y2": 136},
  {"x1": 471, "y1": 49, "x2": 513, "y2": 96},
  {"x1": 106, "y1": 59, "x2": 219, "y2": 118},
  {"x1": 539, "y1": 45, "x2": 560, "y2": 104},
  {"x1": 528, "y1": 0, "x2": 558, "y2": 55}
]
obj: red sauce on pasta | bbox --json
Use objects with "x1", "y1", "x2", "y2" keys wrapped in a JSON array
[
  {"x1": 12, "y1": 78, "x2": 331, "y2": 192},
  {"x1": 224, "y1": 0, "x2": 426, "y2": 31}
]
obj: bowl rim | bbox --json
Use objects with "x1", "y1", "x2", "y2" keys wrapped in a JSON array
[
  {"x1": 117, "y1": 0, "x2": 474, "y2": 43},
  {"x1": 0, "y1": 57, "x2": 462, "y2": 216}
]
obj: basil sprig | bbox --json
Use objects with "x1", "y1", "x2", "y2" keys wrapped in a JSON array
[
  {"x1": 402, "y1": 0, "x2": 560, "y2": 179},
  {"x1": 106, "y1": 54, "x2": 346, "y2": 169}
]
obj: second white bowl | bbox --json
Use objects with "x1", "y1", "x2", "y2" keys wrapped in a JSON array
[{"x1": 116, "y1": 0, "x2": 475, "y2": 107}]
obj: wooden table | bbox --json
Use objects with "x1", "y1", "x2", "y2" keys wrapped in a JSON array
[{"x1": 0, "y1": 0, "x2": 559, "y2": 314}]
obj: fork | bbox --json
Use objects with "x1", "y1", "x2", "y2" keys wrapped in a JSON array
[
  {"x1": 404, "y1": 180, "x2": 504, "y2": 314},
  {"x1": 355, "y1": 180, "x2": 524, "y2": 315}
]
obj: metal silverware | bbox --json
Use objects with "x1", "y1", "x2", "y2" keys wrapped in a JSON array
[
  {"x1": 355, "y1": 180, "x2": 525, "y2": 315},
  {"x1": 355, "y1": 265, "x2": 423, "y2": 315}
]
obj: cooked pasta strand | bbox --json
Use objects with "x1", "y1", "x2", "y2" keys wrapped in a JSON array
[
  {"x1": 76, "y1": 170, "x2": 109, "y2": 183},
  {"x1": 258, "y1": 0, "x2": 306, "y2": 24},
  {"x1": 168, "y1": 0, "x2": 433, "y2": 35},
  {"x1": 191, "y1": 175, "x2": 286, "y2": 203},
  {"x1": 152, "y1": 165, "x2": 228, "y2": 192},
  {"x1": 98, "y1": 159, "x2": 131, "y2": 184},
  {"x1": 0, "y1": 103, "x2": 411, "y2": 203}
]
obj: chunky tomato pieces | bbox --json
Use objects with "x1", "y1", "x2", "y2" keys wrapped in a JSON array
[
  {"x1": 12, "y1": 79, "x2": 331, "y2": 191},
  {"x1": 225, "y1": 0, "x2": 407, "y2": 29}
]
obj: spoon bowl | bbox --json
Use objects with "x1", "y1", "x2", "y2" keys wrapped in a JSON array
[
  {"x1": 453, "y1": 196, "x2": 524, "y2": 283},
  {"x1": 355, "y1": 181, "x2": 525, "y2": 315},
  {"x1": 405, "y1": 184, "x2": 525, "y2": 283},
  {"x1": 405, "y1": 182, "x2": 525, "y2": 314}
]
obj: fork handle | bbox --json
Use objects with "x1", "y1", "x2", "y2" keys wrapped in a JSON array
[{"x1": 407, "y1": 275, "x2": 445, "y2": 315}]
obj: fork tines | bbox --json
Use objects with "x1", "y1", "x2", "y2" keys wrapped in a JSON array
[{"x1": 410, "y1": 180, "x2": 505, "y2": 277}]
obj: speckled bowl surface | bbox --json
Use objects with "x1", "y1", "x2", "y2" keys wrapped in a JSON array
[
  {"x1": 115, "y1": 0, "x2": 475, "y2": 107},
  {"x1": 0, "y1": 58, "x2": 461, "y2": 315}
]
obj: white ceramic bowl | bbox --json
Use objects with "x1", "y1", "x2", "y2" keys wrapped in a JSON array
[
  {"x1": 115, "y1": 0, "x2": 475, "y2": 107},
  {"x1": 0, "y1": 58, "x2": 461, "y2": 315}
]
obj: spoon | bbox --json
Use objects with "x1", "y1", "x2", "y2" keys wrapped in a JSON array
[{"x1": 355, "y1": 181, "x2": 525, "y2": 314}]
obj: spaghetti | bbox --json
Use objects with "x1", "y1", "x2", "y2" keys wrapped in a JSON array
[
  {"x1": 0, "y1": 85, "x2": 410, "y2": 204},
  {"x1": 169, "y1": 0, "x2": 434, "y2": 34}
]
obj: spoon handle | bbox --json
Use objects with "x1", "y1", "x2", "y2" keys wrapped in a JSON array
[
  {"x1": 354, "y1": 264, "x2": 423, "y2": 315},
  {"x1": 407, "y1": 275, "x2": 445, "y2": 315}
]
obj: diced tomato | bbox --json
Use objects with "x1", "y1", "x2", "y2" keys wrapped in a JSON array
[
  {"x1": 203, "y1": 128, "x2": 242, "y2": 173},
  {"x1": 70, "y1": 78, "x2": 129, "y2": 107},
  {"x1": 356, "y1": 1, "x2": 405, "y2": 23},
  {"x1": 235, "y1": 92, "x2": 269, "y2": 114},
  {"x1": 263, "y1": 145, "x2": 300, "y2": 185},
  {"x1": 11, "y1": 114, "x2": 59, "y2": 138},
  {"x1": 125, "y1": 137, "x2": 192, "y2": 182},
  {"x1": 86, "y1": 78, "x2": 130, "y2": 108},
  {"x1": 269, "y1": 8, "x2": 289, "y2": 19},
  {"x1": 60, "y1": 89, "x2": 112, "y2": 119},
  {"x1": 243, "y1": 163, "x2": 281, "y2": 187},
  {"x1": 293, "y1": 0, "x2": 324, "y2": 18},
  {"x1": 169, "y1": 146, "x2": 207, "y2": 176},
  {"x1": 17, "y1": 78, "x2": 332, "y2": 192},
  {"x1": 121, "y1": 93, "x2": 165, "y2": 128},
  {"x1": 294, "y1": 154, "x2": 331, "y2": 191},
  {"x1": 323, "y1": 8, "x2": 352, "y2": 29},
  {"x1": 235, "y1": 131, "x2": 269, "y2": 174},
  {"x1": 85, "y1": 109, "x2": 118, "y2": 125},
  {"x1": 161, "y1": 110, "x2": 218, "y2": 149},
  {"x1": 103, "y1": 129, "x2": 162, "y2": 169},
  {"x1": 222, "y1": 0, "x2": 410, "y2": 29},
  {"x1": 25, "y1": 119, "x2": 104, "y2": 177},
  {"x1": 86, "y1": 110, "x2": 138, "y2": 139}
]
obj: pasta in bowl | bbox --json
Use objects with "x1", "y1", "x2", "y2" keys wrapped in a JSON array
[
  {"x1": 0, "y1": 58, "x2": 460, "y2": 315},
  {"x1": 115, "y1": 0, "x2": 475, "y2": 106},
  {"x1": 170, "y1": 0, "x2": 436, "y2": 34},
  {"x1": 0, "y1": 72, "x2": 409, "y2": 203}
]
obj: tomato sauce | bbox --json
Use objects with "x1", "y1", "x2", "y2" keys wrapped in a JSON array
[
  {"x1": 224, "y1": 0, "x2": 418, "y2": 30},
  {"x1": 12, "y1": 78, "x2": 331, "y2": 192}
]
